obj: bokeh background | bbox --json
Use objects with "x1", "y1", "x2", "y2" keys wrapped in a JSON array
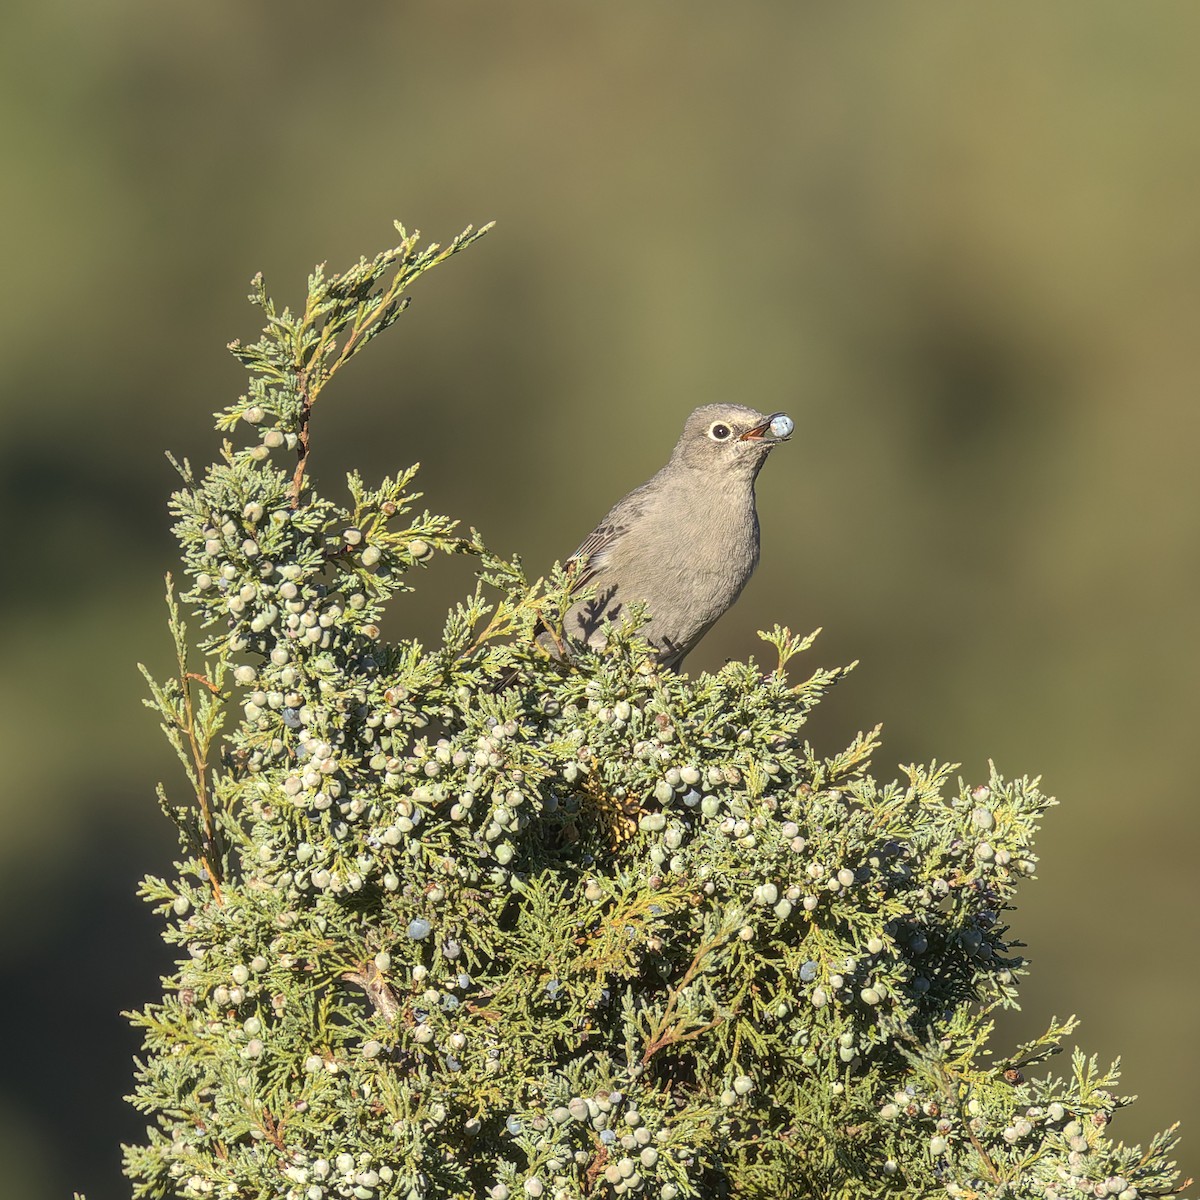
[{"x1": 2, "y1": 3, "x2": 1197, "y2": 1196}]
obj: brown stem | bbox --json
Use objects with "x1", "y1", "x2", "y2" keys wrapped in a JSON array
[
  {"x1": 342, "y1": 962, "x2": 401, "y2": 1023},
  {"x1": 642, "y1": 1015, "x2": 724, "y2": 1062},
  {"x1": 582, "y1": 1145, "x2": 609, "y2": 1195},
  {"x1": 180, "y1": 671, "x2": 224, "y2": 905},
  {"x1": 286, "y1": 304, "x2": 377, "y2": 509},
  {"x1": 288, "y1": 369, "x2": 313, "y2": 509},
  {"x1": 259, "y1": 1108, "x2": 286, "y2": 1152},
  {"x1": 537, "y1": 608, "x2": 568, "y2": 658},
  {"x1": 936, "y1": 1066, "x2": 1000, "y2": 1185},
  {"x1": 459, "y1": 607, "x2": 505, "y2": 659},
  {"x1": 640, "y1": 931, "x2": 730, "y2": 1065},
  {"x1": 963, "y1": 1122, "x2": 1001, "y2": 1185}
]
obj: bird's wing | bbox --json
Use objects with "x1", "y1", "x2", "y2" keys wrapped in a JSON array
[{"x1": 565, "y1": 485, "x2": 652, "y2": 590}]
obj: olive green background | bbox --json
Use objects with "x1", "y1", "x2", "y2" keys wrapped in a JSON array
[{"x1": 1, "y1": 3, "x2": 1197, "y2": 1196}]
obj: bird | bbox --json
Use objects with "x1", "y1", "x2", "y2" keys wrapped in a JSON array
[{"x1": 540, "y1": 403, "x2": 794, "y2": 671}]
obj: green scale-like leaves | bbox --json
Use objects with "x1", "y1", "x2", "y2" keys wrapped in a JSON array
[{"x1": 130, "y1": 223, "x2": 1189, "y2": 1200}]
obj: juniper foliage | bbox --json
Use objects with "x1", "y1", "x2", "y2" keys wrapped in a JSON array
[{"x1": 130, "y1": 222, "x2": 1189, "y2": 1200}]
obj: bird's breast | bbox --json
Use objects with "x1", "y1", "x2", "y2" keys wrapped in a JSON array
[{"x1": 611, "y1": 488, "x2": 760, "y2": 636}]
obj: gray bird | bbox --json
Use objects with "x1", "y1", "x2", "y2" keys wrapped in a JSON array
[{"x1": 542, "y1": 403, "x2": 794, "y2": 671}]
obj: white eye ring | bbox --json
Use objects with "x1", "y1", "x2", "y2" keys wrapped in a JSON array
[{"x1": 709, "y1": 422, "x2": 732, "y2": 441}]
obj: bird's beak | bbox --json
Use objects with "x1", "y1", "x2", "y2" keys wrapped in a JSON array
[{"x1": 739, "y1": 412, "x2": 793, "y2": 443}]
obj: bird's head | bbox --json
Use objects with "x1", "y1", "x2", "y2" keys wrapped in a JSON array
[{"x1": 669, "y1": 404, "x2": 794, "y2": 478}]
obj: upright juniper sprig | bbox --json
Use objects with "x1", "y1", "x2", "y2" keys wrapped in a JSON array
[
  {"x1": 139, "y1": 222, "x2": 493, "y2": 901},
  {"x1": 129, "y1": 223, "x2": 1190, "y2": 1200}
]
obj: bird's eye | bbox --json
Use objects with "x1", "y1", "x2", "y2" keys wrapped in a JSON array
[{"x1": 709, "y1": 423, "x2": 732, "y2": 441}]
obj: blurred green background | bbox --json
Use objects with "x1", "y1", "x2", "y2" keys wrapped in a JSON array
[{"x1": 2, "y1": 2, "x2": 1197, "y2": 1196}]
